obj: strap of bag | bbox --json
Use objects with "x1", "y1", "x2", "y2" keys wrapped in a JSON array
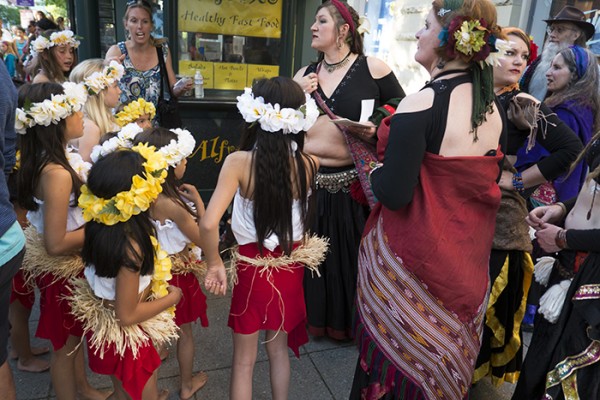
[
  {"x1": 311, "y1": 66, "x2": 378, "y2": 209},
  {"x1": 156, "y1": 45, "x2": 174, "y2": 101}
]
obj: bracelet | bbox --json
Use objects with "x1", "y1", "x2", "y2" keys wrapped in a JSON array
[
  {"x1": 555, "y1": 229, "x2": 568, "y2": 249},
  {"x1": 556, "y1": 202, "x2": 567, "y2": 219},
  {"x1": 512, "y1": 172, "x2": 525, "y2": 193}
]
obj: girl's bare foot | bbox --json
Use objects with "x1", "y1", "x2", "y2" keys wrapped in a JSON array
[
  {"x1": 180, "y1": 371, "x2": 208, "y2": 400},
  {"x1": 9, "y1": 345, "x2": 50, "y2": 359},
  {"x1": 17, "y1": 357, "x2": 50, "y2": 373},
  {"x1": 158, "y1": 389, "x2": 169, "y2": 400}
]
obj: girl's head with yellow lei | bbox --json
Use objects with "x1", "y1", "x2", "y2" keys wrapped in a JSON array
[
  {"x1": 80, "y1": 144, "x2": 172, "y2": 299},
  {"x1": 116, "y1": 98, "x2": 156, "y2": 128}
]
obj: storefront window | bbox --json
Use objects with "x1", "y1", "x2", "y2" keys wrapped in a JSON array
[{"x1": 176, "y1": 0, "x2": 282, "y2": 92}]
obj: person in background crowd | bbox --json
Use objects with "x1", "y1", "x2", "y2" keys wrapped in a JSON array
[
  {"x1": 293, "y1": 0, "x2": 405, "y2": 340},
  {"x1": 520, "y1": 6, "x2": 593, "y2": 101},
  {"x1": 513, "y1": 132, "x2": 600, "y2": 399},
  {"x1": 351, "y1": 0, "x2": 506, "y2": 398},
  {"x1": 1, "y1": 41, "x2": 19, "y2": 79},
  {"x1": 69, "y1": 59, "x2": 122, "y2": 162},
  {"x1": 56, "y1": 17, "x2": 66, "y2": 31},
  {"x1": 105, "y1": 0, "x2": 192, "y2": 125},
  {"x1": 474, "y1": 26, "x2": 582, "y2": 388},
  {"x1": 27, "y1": 29, "x2": 78, "y2": 84},
  {"x1": 0, "y1": 56, "x2": 23, "y2": 400},
  {"x1": 543, "y1": 45, "x2": 600, "y2": 202}
]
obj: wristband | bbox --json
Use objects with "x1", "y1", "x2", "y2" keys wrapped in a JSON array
[
  {"x1": 555, "y1": 229, "x2": 568, "y2": 249},
  {"x1": 512, "y1": 172, "x2": 525, "y2": 193}
]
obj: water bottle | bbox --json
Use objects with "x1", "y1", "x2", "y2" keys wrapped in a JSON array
[{"x1": 194, "y1": 70, "x2": 204, "y2": 99}]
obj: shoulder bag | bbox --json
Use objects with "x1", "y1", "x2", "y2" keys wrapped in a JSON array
[{"x1": 156, "y1": 45, "x2": 183, "y2": 128}]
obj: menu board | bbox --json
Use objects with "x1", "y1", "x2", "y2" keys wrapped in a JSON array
[{"x1": 179, "y1": 61, "x2": 279, "y2": 90}]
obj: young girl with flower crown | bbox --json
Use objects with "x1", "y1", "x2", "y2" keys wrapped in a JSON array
[
  {"x1": 27, "y1": 29, "x2": 79, "y2": 84},
  {"x1": 69, "y1": 58, "x2": 123, "y2": 162},
  {"x1": 15, "y1": 82, "x2": 106, "y2": 400},
  {"x1": 201, "y1": 77, "x2": 326, "y2": 400},
  {"x1": 71, "y1": 144, "x2": 181, "y2": 400},
  {"x1": 131, "y1": 127, "x2": 208, "y2": 400},
  {"x1": 115, "y1": 97, "x2": 155, "y2": 129}
]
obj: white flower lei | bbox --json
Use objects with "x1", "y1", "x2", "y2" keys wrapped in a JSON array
[
  {"x1": 15, "y1": 82, "x2": 88, "y2": 135},
  {"x1": 84, "y1": 61, "x2": 125, "y2": 95},
  {"x1": 90, "y1": 123, "x2": 144, "y2": 163},
  {"x1": 90, "y1": 124, "x2": 196, "y2": 168},
  {"x1": 66, "y1": 146, "x2": 91, "y2": 182},
  {"x1": 30, "y1": 30, "x2": 80, "y2": 57},
  {"x1": 236, "y1": 88, "x2": 319, "y2": 134}
]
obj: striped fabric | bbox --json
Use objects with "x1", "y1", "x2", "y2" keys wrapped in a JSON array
[{"x1": 355, "y1": 215, "x2": 487, "y2": 399}]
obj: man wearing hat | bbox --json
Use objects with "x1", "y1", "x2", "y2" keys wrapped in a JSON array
[{"x1": 521, "y1": 6, "x2": 595, "y2": 100}]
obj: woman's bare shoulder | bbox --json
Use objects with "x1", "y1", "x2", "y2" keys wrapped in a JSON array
[{"x1": 394, "y1": 89, "x2": 434, "y2": 114}]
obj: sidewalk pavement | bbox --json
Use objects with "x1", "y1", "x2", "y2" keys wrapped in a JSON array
[{"x1": 9, "y1": 290, "x2": 529, "y2": 399}]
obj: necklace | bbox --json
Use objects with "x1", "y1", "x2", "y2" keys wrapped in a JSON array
[{"x1": 323, "y1": 51, "x2": 352, "y2": 73}]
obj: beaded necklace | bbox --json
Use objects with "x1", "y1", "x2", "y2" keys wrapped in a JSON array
[{"x1": 322, "y1": 51, "x2": 352, "y2": 73}]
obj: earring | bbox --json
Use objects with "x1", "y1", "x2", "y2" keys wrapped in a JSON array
[{"x1": 436, "y1": 59, "x2": 446, "y2": 69}]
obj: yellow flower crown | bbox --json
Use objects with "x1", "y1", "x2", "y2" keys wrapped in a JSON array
[
  {"x1": 78, "y1": 143, "x2": 168, "y2": 226},
  {"x1": 115, "y1": 98, "x2": 156, "y2": 127},
  {"x1": 150, "y1": 235, "x2": 174, "y2": 314}
]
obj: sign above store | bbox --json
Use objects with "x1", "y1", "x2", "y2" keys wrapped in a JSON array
[
  {"x1": 16, "y1": 0, "x2": 35, "y2": 6},
  {"x1": 178, "y1": 0, "x2": 282, "y2": 38}
]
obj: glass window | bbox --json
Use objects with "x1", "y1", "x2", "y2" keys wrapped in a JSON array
[{"x1": 176, "y1": 0, "x2": 283, "y2": 93}]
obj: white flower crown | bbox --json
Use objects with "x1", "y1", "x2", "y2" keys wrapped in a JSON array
[
  {"x1": 66, "y1": 146, "x2": 91, "y2": 182},
  {"x1": 90, "y1": 124, "x2": 196, "y2": 168},
  {"x1": 236, "y1": 88, "x2": 319, "y2": 134},
  {"x1": 15, "y1": 82, "x2": 88, "y2": 134},
  {"x1": 30, "y1": 30, "x2": 80, "y2": 56},
  {"x1": 84, "y1": 61, "x2": 125, "y2": 95}
]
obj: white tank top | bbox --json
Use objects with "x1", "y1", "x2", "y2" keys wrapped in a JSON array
[
  {"x1": 84, "y1": 265, "x2": 151, "y2": 301},
  {"x1": 230, "y1": 189, "x2": 305, "y2": 251},
  {"x1": 27, "y1": 195, "x2": 85, "y2": 234}
]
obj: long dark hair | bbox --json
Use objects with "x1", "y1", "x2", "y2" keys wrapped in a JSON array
[
  {"x1": 17, "y1": 83, "x2": 83, "y2": 211},
  {"x1": 316, "y1": 1, "x2": 364, "y2": 63},
  {"x1": 238, "y1": 77, "x2": 317, "y2": 255},
  {"x1": 81, "y1": 150, "x2": 156, "y2": 277},
  {"x1": 132, "y1": 127, "x2": 197, "y2": 218}
]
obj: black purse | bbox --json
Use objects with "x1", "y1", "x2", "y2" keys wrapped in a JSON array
[{"x1": 156, "y1": 45, "x2": 183, "y2": 128}]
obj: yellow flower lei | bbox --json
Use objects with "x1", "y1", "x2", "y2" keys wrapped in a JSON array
[
  {"x1": 115, "y1": 98, "x2": 157, "y2": 127},
  {"x1": 78, "y1": 143, "x2": 167, "y2": 226},
  {"x1": 150, "y1": 235, "x2": 175, "y2": 315}
]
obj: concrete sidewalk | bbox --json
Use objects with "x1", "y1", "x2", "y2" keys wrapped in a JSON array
[{"x1": 9, "y1": 290, "x2": 525, "y2": 399}]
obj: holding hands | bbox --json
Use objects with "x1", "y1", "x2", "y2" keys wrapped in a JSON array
[{"x1": 526, "y1": 204, "x2": 567, "y2": 253}]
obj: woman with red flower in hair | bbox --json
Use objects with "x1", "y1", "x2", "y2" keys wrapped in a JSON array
[
  {"x1": 351, "y1": 0, "x2": 506, "y2": 398},
  {"x1": 473, "y1": 26, "x2": 581, "y2": 389}
]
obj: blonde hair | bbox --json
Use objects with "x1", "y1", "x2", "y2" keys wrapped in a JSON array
[{"x1": 69, "y1": 59, "x2": 117, "y2": 136}]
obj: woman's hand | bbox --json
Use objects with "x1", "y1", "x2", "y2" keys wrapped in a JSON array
[
  {"x1": 346, "y1": 122, "x2": 377, "y2": 141},
  {"x1": 526, "y1": 204, "x2": 565, "y2": 228},
  {"x1": 294, "y1": 72, "x2": 319, "y2": 93},
  {"x1": 204, "y1": 263, "x2": 227, "y2": 296},
  {"x1": 105, "y1": 53, "x2": 125, "y2": 65},
  {"x1": 173, "y1": 78, "x2": 193, "y2": 97},
  {"x1": 532, "y1": 223, "x2": 562, "y2": 253}
]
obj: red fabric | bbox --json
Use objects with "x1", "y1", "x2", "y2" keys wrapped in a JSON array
[
  {"x1": 35, "y1": 273, "x2": 83, "y2": 350},
  {"x1": 86, "y1": 333, "x2": 160, "y2": 400},
  {"x1": 376, "y1": 115, "x2": 393, "y2": 161},
  {"x1": 228, "y1": 243, "x2": 308, "y2": 357},
  {"x1": 171, "y1": 272, "x2": 208, "y2": 327},
  {"x1": 10, "y1": 269, "x2": 34, "y2": 309},
  {"x1": 365, "y1": 150, "x2": 503, "y2": 322}
]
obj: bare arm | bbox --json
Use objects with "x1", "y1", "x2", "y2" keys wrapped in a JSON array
[
  {"x1": 104, "y1": 44, "x2": 125, "y2": 64},
  {"x1": 40, "y1": 166, "x2": 84, "y2": 256},
  {"x1": 114, "y1": 265, "x2": 182, "y2": 326},
  {"x1": 200, "y1": 153, "x2": 246, "y2": 295},
  {"x1": 78, "y1": 118, "x2": 102, "y2": 163}
]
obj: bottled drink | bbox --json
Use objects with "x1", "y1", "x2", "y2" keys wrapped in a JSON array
[{"x1": 194, "y1": 70, "x2": 204, "y2": 99}]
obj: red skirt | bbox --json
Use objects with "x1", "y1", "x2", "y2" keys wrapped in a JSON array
[
  {"x1": 228, "y1": 243, "x2": 308, "y2": 357},
  {"x1": 10, "y1": 269, "x2": 35, "y2": 309},
  {"x1": 171, "y1": 272, "x2": 208, "y2": 327},
  {"x1": 86, "y1": 333, "x2": 160, "y2": 400},
  {"x1": 35, "y1": 273, "x2": 83, "y2": 350}
]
